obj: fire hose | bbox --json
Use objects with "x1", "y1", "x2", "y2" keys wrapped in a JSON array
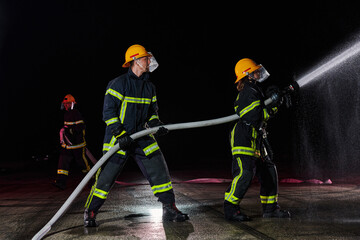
[
  {"x1": 32, "y1": 82, "x2": 298, "y2": 240},
  {"x1": 32, "y1": 114, "x2": 240, "y2": 240}
]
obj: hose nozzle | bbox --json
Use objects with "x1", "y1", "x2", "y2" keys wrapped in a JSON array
[
  {"x1": 284, "y1": 81, "x2": 299, "y2": 94},
  {"x1": 264, "y1": 81, "x2": 299, "y2": 107}
]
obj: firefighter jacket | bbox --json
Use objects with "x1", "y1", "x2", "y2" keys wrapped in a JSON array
[
  {"x1": 231, "y1": 80, "x2": 271, "y2": 158},
  {"x1": 102, "y1": 68, "x2": 161, "y2": 157},
  {"x1": 60, "y1": 109, "x2": 86, "y2": 149}
]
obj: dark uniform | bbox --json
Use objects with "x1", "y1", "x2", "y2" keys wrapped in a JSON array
[
  {"x1": 55, "y1": 109, "x2": 91, "y2": 189},
  {"x1": 224, "y1": 80, "x2": 279, "y2": 214},
  {"x1": 85, "y1": 68, "x2": 174, "y2": 213}
]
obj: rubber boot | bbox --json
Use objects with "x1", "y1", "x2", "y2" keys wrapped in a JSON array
[
  {"x1": 162, "y1": 203, "x2": 189, "y2": 222},
  {"x1": 224, "y1": 201, "x2": 251, "y2": 221},
  {"x1": 84, "y1": 209, "x2": 99, "y2": 227}
]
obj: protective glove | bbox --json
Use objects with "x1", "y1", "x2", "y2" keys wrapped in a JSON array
[
  {"x1": 117, "y1": 133, "x2": 133, "y2": 151},
  {"x1": 154, "y1": 126, "x2": 169, "y2": 137},
  {"x1": 148, "y1": 119, "x2": 169, "y2": 137},
  {"x1": 265, "y1": 85, "x2": 283, "y2": 108},
  {"x1": 112, "y1": 125, "x2": 133, "y2": 151}
]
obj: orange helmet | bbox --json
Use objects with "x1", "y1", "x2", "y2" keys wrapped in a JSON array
[
  {"x1": 62, "y1": 94, "x2": 76, "y2": 103},
  {"x1": 122, "y1": 44, "x2": 152, "y2": 68}
]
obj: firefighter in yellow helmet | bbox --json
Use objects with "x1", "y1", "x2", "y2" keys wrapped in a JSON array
[
  {"x1": 53, "y1": 94, "x2": 92, "y2": 190},
  {"x1": 84, "y1": 44, "x2": 188, "y2": 227},
  {"x1": 223, "y1": 58, "x2": 291, "y2": 221}
]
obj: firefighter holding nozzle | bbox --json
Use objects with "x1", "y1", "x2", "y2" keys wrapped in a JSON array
[
  {"x1": 224, "y1": 58, "x2": 291, "y2": 221},
  {"x1": 84, "y1": 44, "x2": 189, "y2": 227}
]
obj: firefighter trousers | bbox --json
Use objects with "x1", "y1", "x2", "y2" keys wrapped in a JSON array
[
  {"x1": 224, "y1": 154, "x2": 279, "y2": 213},
  {"x1": 56, "y1": 147, "x2": 91, "y2": 184},
  {"x1": 85, "y1": 143, "x2": 174, "y2": 213}
]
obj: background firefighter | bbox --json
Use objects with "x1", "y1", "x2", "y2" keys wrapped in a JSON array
[
  {"x1": 223, "y1": 58, "x2": 291, "y2": 221},
  {"x1": 53, "y1": 94, "x2": 91, "y2": 190},
  {"x1": 84, "y1": 44, "x2": 189, "y2": 227}
]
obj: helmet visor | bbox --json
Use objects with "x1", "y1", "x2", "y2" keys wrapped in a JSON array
[
  {"x1": 148, "y1": 52, "x2": 159, "y2": 72},
  {"x1": 250, "y1": 65, "x2": 270, "y2": 82}
]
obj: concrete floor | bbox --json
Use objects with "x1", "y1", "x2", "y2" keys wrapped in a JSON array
[{"x1": 1, "y1": 169, "x2": 360, "y2": 240}]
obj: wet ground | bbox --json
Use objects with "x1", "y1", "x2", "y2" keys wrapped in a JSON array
[{"x1": 1, "y1": 169, "x2": 360, "y2": 240}]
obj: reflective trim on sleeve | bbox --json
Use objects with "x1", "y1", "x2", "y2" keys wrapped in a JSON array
[
  {"x1": 106, "y1": 88, "x2": 125, "y2": 101},
  {"x1": 149, "y1": 115, "x2": 159, "y2": 121},
  {"x1": 143, "y1": 142, "x2": 160, "y2": 156},
  {"x1": 239, "y1": 100, "x2": 261, "y2": 118},
  {"x1": 105, "y1": 117, "x2": 120, "y2": 126}
]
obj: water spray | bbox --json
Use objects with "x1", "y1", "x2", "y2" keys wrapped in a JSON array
[{"x1": 296, "y1": 40, "x2": 360, "y2": 87}]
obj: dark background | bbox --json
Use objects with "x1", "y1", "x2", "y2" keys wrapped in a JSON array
[{"x1": 1, "y1": 1, "x2": 360, "y2": 178}]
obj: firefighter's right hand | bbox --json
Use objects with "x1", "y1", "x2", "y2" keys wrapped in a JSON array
[{"x1": 117, "y1": 133, "x2": 133, "y2": 151}]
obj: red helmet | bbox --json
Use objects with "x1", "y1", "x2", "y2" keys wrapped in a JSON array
[{"x1": 62, "y1": 94, "x2": 76, "y2": 104}]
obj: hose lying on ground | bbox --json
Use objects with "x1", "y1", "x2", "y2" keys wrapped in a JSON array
[{"x1": 32, "y1": 114, "x2": 239, "y2": 240}]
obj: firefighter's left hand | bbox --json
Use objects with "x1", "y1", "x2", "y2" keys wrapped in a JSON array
[{"x1": 154, "y1": 127, "x2": 169, "y2": 137}]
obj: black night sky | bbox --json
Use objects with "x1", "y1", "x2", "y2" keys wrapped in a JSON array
[{"x1": 1, "y1": 1, "x2": 360, "y2": 176}]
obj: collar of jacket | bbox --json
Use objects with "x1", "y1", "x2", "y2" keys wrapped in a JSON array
[
  {"x1": 128, "y1": 67, "x2": 150, "y2": 81},
  {"x1": 245, "y1": 80, "x2": 265, "y2": 98}
]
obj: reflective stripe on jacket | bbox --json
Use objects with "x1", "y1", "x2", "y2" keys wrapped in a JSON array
[{"x1": 102, "y1": 68, "x2": 161, "y2": 157}]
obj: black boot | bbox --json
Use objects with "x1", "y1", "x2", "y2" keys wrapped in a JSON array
[
  {"x1": 84, "y1": 209, "x2": 99, "y2": 227},
  {"x1": 162, "y1": 203, "x2": 189, "y2": 222},
  {"x1": 263, "y1": 203, "x2": 291, "y2": 218},
  {"x1": 263, "y1": 208, "x2": 291, "y2": 218},
  {"x1": 224, "y1": 201, "x2": 251, "y2": 221},
  {"x1": 52, "y1": 180, "x2": 66, "y2": 190}
]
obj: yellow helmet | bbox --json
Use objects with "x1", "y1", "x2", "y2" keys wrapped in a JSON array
[
  {"x1": 122, "y1": 44, "x2": 151, "y2": 68},
  {"x1": 234, "y1": 58, "x2": 263, "y2": 83}
]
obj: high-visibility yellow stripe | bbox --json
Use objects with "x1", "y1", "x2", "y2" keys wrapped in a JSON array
[
  {"x1": 119, "y1": 101, "x2": 127, "y2": 123},
  {"x1": 232, "y1": 146, "x2": 260, "y2": 157},
  {"x1": 106, "y1": 88, "x2": 153, "y2": 105},
  {"x1": 263, "y1": 108, "x2": 270, "y2": 121},
  {"x1": 143, "y1": 142, "x2": 159, "y2": 156},
  {"x1": 124, "y1": 96, "x2": 151, "y2": 104},
  {"x1": 225, "y1": 157, "x2": 243, "y2": 204},
  {"x1": 149, "y1": 115, "x2": 159, "y2": 121},
  {"x1": 103, "y1": 144, "x2": 126, "y2": 155},
  {"x1": 106, "y1": 88, "x2": 124, "y2": 101},
  {"x1": 239, "y1": 100, "x2": 261, "y2": 118},
  {"x1": 85, "y1": 168, "x2": 102, "y2": 208},
  {"x1": 105, "y1": 117, "x2": 119, "y2": 126},
  {"x1": 260, "y1": 194, "x2": 278, "y2": 204},
  {"x1": 151, "y1": 182, "x2": 173, "y2": 194},
  {"x1": 93, "y1": 188, "x2": 109, "y2": 199}
]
